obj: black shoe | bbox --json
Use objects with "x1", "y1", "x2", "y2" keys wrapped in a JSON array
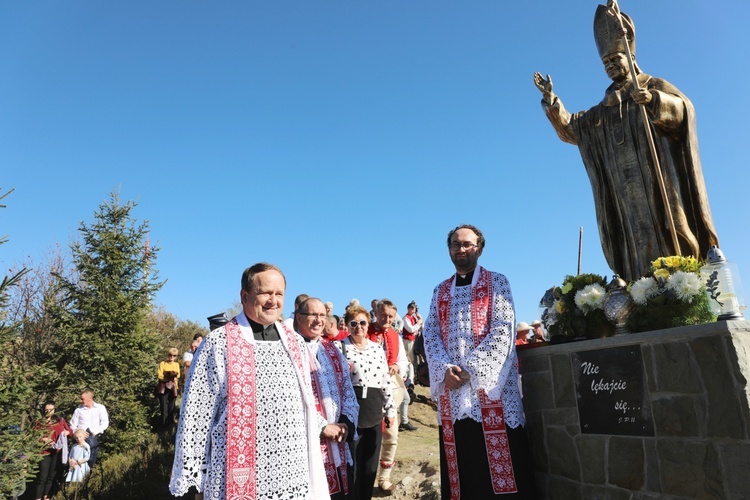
[{"x1": 399, "y1": 422, "x2": 418, "y2": 431}]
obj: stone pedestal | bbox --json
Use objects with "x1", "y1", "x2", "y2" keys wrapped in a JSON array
[{"x1": 518, "y1": 320, "x2": 750, "y2": 499}]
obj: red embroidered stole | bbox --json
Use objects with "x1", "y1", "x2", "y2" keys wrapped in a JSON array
[
  {"x1": 225, "y1": 320, "x2": 309, "y2": 500},
  {"x1": 309, "y1": 342, "x2": 350, "y2": 495},
  {"x1": 437, "y1": 268, "x2": 517, "y2": 498}
]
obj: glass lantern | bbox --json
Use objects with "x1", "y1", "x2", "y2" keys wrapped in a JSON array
[
  {"x1": 604, "y1": 275, "x2": 634, "y2": 335},
  {"x1": 700, "y1": 246, "x2": 746, "y2": 320}
]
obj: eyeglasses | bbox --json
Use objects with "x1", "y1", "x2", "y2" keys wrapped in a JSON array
[
  {"x1": 449, "y1": 242, "x2": 479, "y2": 251},
  {"x1": 349, "y1": 320, "x2": 369, "y2": 328},
  {"x1": 169, "y1": 354, "x2": 177, "y2": 358},
  {"x1": 297, "y1": 312, "x2": 327, "y2": 320}
]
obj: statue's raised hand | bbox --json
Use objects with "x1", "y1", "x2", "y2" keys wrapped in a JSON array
[{"x1": 534, "y1": 72, "x2": 555, "y2": 105}]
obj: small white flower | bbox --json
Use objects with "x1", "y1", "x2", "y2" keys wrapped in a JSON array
[
  {"x1": 630, "y1": 277, "x2": 658, "y2": 305},
  {"x1": 574, "y1": 283, "x2": 607, "y2": 313},
  {"x1": 667, "y1": 271, "x2": 703, "y2": 302}
]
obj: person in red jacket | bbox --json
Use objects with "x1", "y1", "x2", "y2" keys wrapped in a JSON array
[
  {"x1": 367, "y1": 299, "x2": 407, "y2": 492},
  {"x1": 323, "y1": 314, "x2": 348, "y2": 342},
  {"x1": 367, "y1": 302, "x2": 400, "y2": 370},
  {"x1": 33, "y1": 400, "x2": 71, "y2": 500},
  {"x1": 401, "y1": 301, "x2": 423, "y2": 368}
]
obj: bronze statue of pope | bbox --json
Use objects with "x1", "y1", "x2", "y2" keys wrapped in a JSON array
[{"x1": 534, "y1": 2, "x2": 718, "y2": 281}]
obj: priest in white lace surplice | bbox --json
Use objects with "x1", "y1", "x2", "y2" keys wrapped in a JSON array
[
  {"x1": 423, "y1": 225, "x2": 537, "y2": 499},
  {"x1": 295, "y1": 297, "x2": 359, "y2": 500},
  {"x1": 169, "y1": 263, "x2": 329, "y2": 500}
]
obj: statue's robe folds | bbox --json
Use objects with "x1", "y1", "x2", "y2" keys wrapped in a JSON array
[{"x1": 542, "y1": 73, "x2": 718, "y2": 281}]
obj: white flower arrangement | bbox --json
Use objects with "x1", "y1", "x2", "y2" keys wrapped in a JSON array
[
  {"x1": 574, "y1": 283, "x2": 607, "y2": 313},
  {"x1": 666, "y1": 271, "x2": 703, "y2": 303},
  {"x1": 625, "y1": 255, "x2": 715, "y2": 333},
  {"x1": 630, "y1": 277, "x2": 659, "y2": 305}
]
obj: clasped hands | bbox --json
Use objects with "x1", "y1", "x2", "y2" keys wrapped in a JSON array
[
  {"x1": 321, "y1": 423, "x2": 348, "y2": 443},
  {"x1": 444, "y1": 365, "x2": 470, "y2": 390}
]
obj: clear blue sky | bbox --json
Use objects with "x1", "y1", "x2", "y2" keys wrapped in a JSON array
[{"x1": 1, "y1": 1, "x2": 748, "y2": 328}]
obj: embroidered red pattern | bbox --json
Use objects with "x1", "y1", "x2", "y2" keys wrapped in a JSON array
[
  {"x1": 225, "y1": 321, "x2": 310, "y2": 500},
  {"x1": 437, "y1": 268, "x2": 517, "y2": 498},
  {"x1": 225, "y1": 320, "x2": 257, "y2": 500},
  {"x1": 320, "y1": 341, "x2": 351, "y2": 494},
  {"x1": 308, "y1": 348, "x2": 342, "y2": 495}
]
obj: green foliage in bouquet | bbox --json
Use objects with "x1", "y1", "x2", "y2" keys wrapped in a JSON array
[
  {"x1": 546, "y1": 273, "x2": 614, "y2": 339},
  {"x1": 625, "y1": 255, "x2": 716, "y2": 333}
]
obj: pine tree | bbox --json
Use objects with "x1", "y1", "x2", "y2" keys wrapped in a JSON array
[
  {"x1": 0, "y1": 188, "x2": 44, "y2": 498},
  {"x1": 52, "y1": 191, "x2": 165, "y2": 452}
]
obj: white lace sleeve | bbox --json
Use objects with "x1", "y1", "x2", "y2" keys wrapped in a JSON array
[
  {"x1": 462, "y1": 273, "x2": 516, "y2": 398},
  {"x1": 301, "y1": 337, "x2": 328, "y2": 433},
  {"x1": 335, "y1": 347, "x2": 360, "y2": 430},
  {"x1": 169, "y1": 329, "x2": 227, "y2": 496},
  {"x1": 423, "y1": 285, "x2": 453, "y2": 399}
]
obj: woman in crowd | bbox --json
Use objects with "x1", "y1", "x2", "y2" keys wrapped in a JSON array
[
  {"x1": 156, "y1": 347, "x2": 181, "y2": 429},
  {"x1": 340, "y1": 305, "x2": 395, "y2": 500},
  {"x1": 32, "y1": 400, "x2": 71, "y2": 500}
]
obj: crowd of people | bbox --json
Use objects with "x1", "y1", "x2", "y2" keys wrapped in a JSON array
[
  {"x1": 514, "y1": 320, "x2": 547, "y2": 346},
  {"x1": 23, "y1": 223, "x2": 539, "y2": 500},
  {"x1": 170, "y1": 223, "x2": 536, "y2": 500},
  {"x1": 28, "y1": 389, "x2": 109, "y2": 500}
]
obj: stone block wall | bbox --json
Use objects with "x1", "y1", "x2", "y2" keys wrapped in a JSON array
[{"x1": 518, "y1": 321, "x2": 750, "y2": 499}]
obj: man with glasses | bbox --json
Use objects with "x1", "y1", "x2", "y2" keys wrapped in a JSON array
[
  {"x1": 170, "y1": 263, "x2": 328, "y2": 500},
  {"x1": 296, "y1": 297, "x2": 359, "y2": 500},
  {"x1": 424, "y1": 224, "x2": 536, "y2": 498}
]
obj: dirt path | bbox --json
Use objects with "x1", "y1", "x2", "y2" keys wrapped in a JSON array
[{"x1": 373, "y1": 384, "x2": 441, "y2": 499}]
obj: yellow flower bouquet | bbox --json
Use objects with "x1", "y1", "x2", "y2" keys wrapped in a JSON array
[{"x1": 625, "y1": 256, "x2": 715, "y2": 333}]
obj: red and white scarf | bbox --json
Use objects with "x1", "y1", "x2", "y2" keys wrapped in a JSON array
[
  {"x1": 437, "y1": 267, "x2": 517, "y2": 498},
  {"x1": 309, "y1": 341, "x2": 351, "y2": 495},
  {"x1": 225, "y1": 317, "x2": 329, "y2": 500}
]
